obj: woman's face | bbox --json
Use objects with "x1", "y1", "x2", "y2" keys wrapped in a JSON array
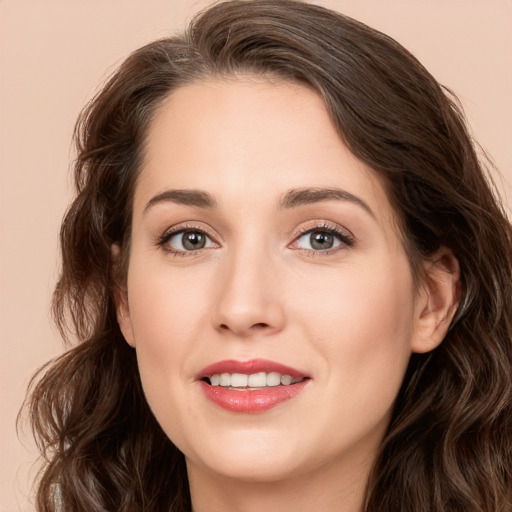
[{"x1": 117, "y1": 77, "x2": 433, "y2": 484}]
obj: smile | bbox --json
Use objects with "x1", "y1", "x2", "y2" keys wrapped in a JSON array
[
  {"x1": 206, "y1": 372, "x2": 305, "y2": 388},
  {"x1": 197, "y1": 359, "x2": 310, "y2": 413}
]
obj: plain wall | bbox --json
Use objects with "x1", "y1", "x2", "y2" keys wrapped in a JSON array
[{"x1": 1, "y1": 1, "x2": 510, "y2": 510}]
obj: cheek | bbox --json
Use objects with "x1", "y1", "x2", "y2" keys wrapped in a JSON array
[
  {"x1": 291, "y1": 258, "x2": 416, "y2": 401},
  {"x1": 295, "y1": 257, "x2": 415, "y2": 336},
  {"x1": 127, "y1": 254, "x2": 214, "y2": 342},
  {"x1": 125, "y1": 262, "x2": 212, "y2": 408}
]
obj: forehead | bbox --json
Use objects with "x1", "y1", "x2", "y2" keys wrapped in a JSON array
[{"x1": 135, "y1": 77, "x2": 395, "y2": 227}]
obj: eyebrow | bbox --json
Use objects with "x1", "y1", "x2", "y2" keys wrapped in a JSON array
[
  {"x1": 143, "y1": 186, "x2": 374, "y2": 217},
  {"x1": 279, "y1": 187, "x2": 374, "y2": 217},
  {"x1": 144, "y1": 189, "x2": 217, "y2": 213}
]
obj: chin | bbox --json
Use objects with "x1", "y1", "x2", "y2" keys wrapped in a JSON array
[{"x1": 183, "y1": 426, "x2": 312, "y2": 482}]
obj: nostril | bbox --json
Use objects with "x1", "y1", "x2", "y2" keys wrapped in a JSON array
[
  {"x1": 221, "y1": 323, "x2": 268, "y2": 329},
  {"x1": 216, "y1": 321, "x2": 274, "y2": 334}
]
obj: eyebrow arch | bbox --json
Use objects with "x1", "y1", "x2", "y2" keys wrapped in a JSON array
[
  {"x1": 144, "y1": 189, "x2": 217, "y2": 213},
  {"x1": 279, "y1": 187, "x2": 374, "y2": 217},
  {"x1": 143, "y1": 186, "x2": 374, "y2": 217}
]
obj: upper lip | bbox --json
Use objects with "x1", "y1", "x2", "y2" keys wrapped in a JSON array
[{"x1": 196, "y1": 359, "x2": 309, "y2": 380}]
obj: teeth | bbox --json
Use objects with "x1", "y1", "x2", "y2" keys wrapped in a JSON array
[
  {"x1": 248, "y1": 372, "x2": 267, "y2": 387},
  {"x1": 280, "y1": 374, "x2": 293, "y2": 386},
  {"x1": 230, "y1": 373, "x2": 248, "y2": 387},
  {"x1": 208, "y1": 372, "x2": 303, "y2": 388},
  {"x1": 266, "y1": 372, "x2": 281, "y2": 387}
]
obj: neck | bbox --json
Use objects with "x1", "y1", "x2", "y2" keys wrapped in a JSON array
[{"x1": 187, "y1": 451, "x2": 372, "y2": 512}]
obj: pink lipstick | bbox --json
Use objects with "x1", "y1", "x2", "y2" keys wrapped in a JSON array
[{"x1": 197, "y1": 359, "x2": 310, "y2": 413}]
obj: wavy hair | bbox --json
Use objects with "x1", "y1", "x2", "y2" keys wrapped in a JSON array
[{"x1": 23, "y1": 1, "x2": 512, "y2": 510}]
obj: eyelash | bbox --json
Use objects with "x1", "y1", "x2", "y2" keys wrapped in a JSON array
[
  {"x1": 157, "y1": 223, "x2": 217, "y2": 257},
  {"x1": 293, "y1": 223, "x2": 355, "y2": 255},
  {"x1": 156, "y1": 222, "x2": 355, "y2": 257}
]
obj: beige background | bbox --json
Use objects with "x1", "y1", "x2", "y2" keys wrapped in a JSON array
[{"x1": 1, "y1": 1, "x2": 510, "y2": 510}]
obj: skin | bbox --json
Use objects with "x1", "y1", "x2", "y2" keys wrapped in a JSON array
[{"x1": 116, "y1": 77, "x2": 459, "y2": 512}]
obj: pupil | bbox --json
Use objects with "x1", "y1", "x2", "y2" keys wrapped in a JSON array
[
  {"x1": 183, "y1": 231, "x2": 205, "y2": 250},
  {"x1": 310, "y1": 231, "x2": 333, "y2": 250}
]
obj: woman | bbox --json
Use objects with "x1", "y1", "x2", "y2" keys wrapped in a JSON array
[{"x1": 26, "y1": 1, "x2": 512, "y2": 511}]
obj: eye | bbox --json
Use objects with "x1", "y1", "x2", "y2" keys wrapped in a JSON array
[
  {"x1": 296, "y1": 230, "x2": 341, "y2": 251},
  {"x1": 161, "y1": 228, "x2": 217, "y2": 253},
  {"x1": 301, "y1": 230, "x2": 338, "y2": 250},
  {"x1": 292, "y1": 225, "x2": 354, "y2": 253}
]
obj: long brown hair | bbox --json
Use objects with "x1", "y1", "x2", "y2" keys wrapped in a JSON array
[{"x1": 23, "y1": 1, "x2": 512, "y2": 510}]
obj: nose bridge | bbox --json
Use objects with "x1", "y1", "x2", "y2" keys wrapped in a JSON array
[{"x1": 212, "y1": 235, "x2": 285, "y2": 337}]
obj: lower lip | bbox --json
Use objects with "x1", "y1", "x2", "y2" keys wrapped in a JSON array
[{"x1": 199, "y1": 380, "x2": 309, "y2": 413}]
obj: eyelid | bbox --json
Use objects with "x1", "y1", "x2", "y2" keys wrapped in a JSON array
[{"x1": 294, "y1": 221, "x2": 353, "y2": 240}]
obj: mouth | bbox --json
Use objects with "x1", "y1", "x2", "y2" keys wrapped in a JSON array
[
  {"x1": 203, "y1": 371, "x2": 306, "y2": 389},
  {"x1": 197, "y1": 359, "x2": 310, "y2": 413}
]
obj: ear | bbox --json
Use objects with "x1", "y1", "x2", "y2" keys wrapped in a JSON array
[
  {"x1": 111, "y1": 244, "x2": 136, "y2": 348},
  {"x1": 410, "y1": 247, "x2": 461, "y2": 354}
]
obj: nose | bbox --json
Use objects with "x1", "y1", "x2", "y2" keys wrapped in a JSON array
[{"x1": 212, "y1": 248, "x2": 286, "y2": 338}]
